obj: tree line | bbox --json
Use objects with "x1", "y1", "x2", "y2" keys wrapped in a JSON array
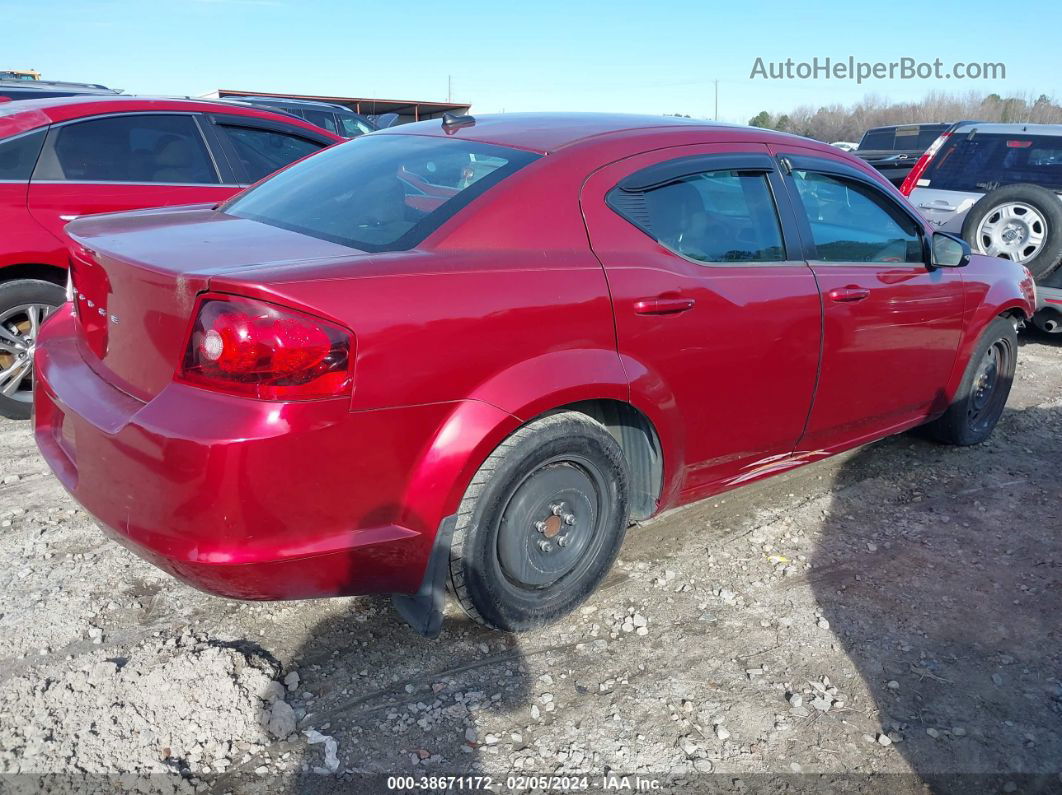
[{"x1": 747, "y1": 92, "x2": 1062, "y2": 143}]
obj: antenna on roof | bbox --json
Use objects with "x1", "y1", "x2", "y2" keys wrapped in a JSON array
[{"x1": 441, "y1": 111, "x2": 475, "y2": 134}]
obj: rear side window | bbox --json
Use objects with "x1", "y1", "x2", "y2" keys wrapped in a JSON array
[
  {"x1": 608, "y1": 170, "x2": 786, "y2": 263},
  {"x1": 216, "y1": 125, "x2": 323, "y2": 183},
  {"x1": 859, "y1": 125, "x2": 946, "y2": 152},
  {"x1": 791, "y1": 170, "x2": 923, "y2": 263},
  {"x1": 224, "y1": 134, "x2": 539, "y2": 252},
  {"x1": 36, "y1": 114, "x2": 219, "y2": 183},
  {"x1": 922, "y1": 133, "x2": 1062, "y2": 192},
  {"x1": 0, "y1": 128, "x2": 45, "y2": 180}
]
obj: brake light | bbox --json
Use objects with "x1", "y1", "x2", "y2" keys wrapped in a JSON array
[
  {"x1": 899, "y1": 132, "x2": 951, "y2": 196},
  {"x1": 179, "y1": 295, "x2": 353, "y2": 400}
]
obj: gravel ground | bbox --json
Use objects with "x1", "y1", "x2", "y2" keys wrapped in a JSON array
[{"x1": 1, "y1": 333, "x2": 1059, "y2": 793}]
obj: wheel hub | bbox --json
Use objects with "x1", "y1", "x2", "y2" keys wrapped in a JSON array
[
  {"x1": 976, "y1": 202, "x2": 1047, "y2": 263},
  {"x1": 497, "y1": 463, "x2": 598, "y2": 588}
]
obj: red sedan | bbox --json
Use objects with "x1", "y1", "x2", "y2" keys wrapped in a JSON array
[
  {"x1": 33, "y1": 114, "x2": 1035, "y2": 635},
  {"x1": 0, "y1": 95, "x2": 342, "y2": 418}
]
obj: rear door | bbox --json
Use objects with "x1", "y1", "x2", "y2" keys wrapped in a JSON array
[
  {"x1": 204, "y1": 113, "x2": 332, "y2": 187},
  {"x1": 581, "y1": 144, "x2": 822, "y2": 495},
  {"x1": 771, "y1": 146, "x2": 965, "y2": 449},
  {"x1": 27, "y1": 112, "x2": 238, "y2": 244}
]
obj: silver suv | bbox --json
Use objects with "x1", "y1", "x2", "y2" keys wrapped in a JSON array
[{"x1": 908, "y1": 122, "x2": 1062, "y2": 334}]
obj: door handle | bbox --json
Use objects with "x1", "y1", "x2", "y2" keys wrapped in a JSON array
[
  {"x1": 827, "y1": 286, "x2": 870, "y2": 303},
  {"x1": 633, "y1": 296, "x2": 696, "y2": 315}
]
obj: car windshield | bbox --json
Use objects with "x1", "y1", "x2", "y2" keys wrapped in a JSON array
[
  {"x1": 224, "y1": 134, "x2": 539, "y2": 251},
  {"x1": 922, "y1": 132, "x2": 1062, "y2": 192}
]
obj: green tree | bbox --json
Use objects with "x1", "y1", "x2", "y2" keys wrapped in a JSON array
[{"x1": 748, "y1": 111, "x2": 773, "y2": 128}]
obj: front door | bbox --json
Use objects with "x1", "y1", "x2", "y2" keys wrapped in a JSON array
[
  {"x1": 771, "y1": 146, "x2": 965, "y2": 450},
  {"x1": 581, "y1": 143, "x2": 822, "y2": 496}
]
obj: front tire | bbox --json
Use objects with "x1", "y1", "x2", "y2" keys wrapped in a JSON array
[
  {"x1": 923, "y1": 316, "x2": 1018, "y2": 446},
  {"x1": 448, "y1": 411, "x2": 630, "y2": 632},
  {"x1": 0, "y1": 279, "x2": 66, "y2": 420}
]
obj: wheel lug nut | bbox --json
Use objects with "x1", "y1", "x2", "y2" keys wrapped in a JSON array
[
  {"x1": 538, "y1": 540, "x2": 553, "y2": 553},
  {"x1": 550, "y1": 502, "x2": 565, "y2": 516},
  {"x1": 535, "y1": 521, "x2": 547, "y2": 533},
  {"x1": 562, "y1": 513, "x2": 576, "y2": 525},
  {"x1": 556, "y1": 536, "x2": 568, "y2": 548}
]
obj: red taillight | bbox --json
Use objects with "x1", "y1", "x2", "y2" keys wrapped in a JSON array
[
  {"x1": 179, "y1": 295, "x2": 353, "y2": 400},
  {"x1": 899, "y1": 132, "x2": 951, "y2": 196}
]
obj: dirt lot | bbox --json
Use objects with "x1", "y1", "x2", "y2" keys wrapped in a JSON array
[{"x1": 0, "y1": 333, "x2": 1059, "y2": 794}]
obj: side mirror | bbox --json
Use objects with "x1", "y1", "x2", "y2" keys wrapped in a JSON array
[{"x1": 931, "y1": 232, "x2": 971, "y2": 268}]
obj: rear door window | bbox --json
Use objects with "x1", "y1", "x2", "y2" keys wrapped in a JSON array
[
  {"x1": 922, "y1": 133, "x2": 1062, "y2": 191},
  {"x1": 608, "y1": 168, "x2": 787, "y2": 263},
  {"x1": 215, "y1": 124, "x2": 324, "y2": 183},
  {"x1": 0, "y1": 128, "x2": 46, "y2": 180},
  {"x1": 35, "y1": 114, "x2": 219, "y2": 183}
]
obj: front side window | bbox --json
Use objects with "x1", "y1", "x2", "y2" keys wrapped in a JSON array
[
  {"x1": 224, "y1": 134, "x2": 539, "y2": 252},
  {"x1": 217, "y1": 125, "x2": 323, "y2": 183},
  {"x1": 39, "y1": 114, "x2": 218, "y2": 183},
  {"x1": 0, "y1": 128, "x2": 46, "y2": 180},
  {"x1": 609, "y1": 169, "x2": 786, "y2": 263},
  {"x1": 792, "y1": 170, "x2": 923, "y2": 263}
]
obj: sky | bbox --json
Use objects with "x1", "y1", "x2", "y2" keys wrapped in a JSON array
[{"x1": 3, "y1": 0, "x2": 1060, "y2": 125}]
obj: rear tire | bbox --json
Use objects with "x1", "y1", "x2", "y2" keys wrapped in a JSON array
[
  {"x1": 0, "y1": 279, "x2": 66, "y2": 421},
  {"x1": 923, "y1": 316, "x2": 1018, "y2": 446},
  {"x1": 448, "y1": 411, "x2": 630, "y2": 632},
  {"x1": 961, "y1": 184, "x2": 1062, "y2": 280}
]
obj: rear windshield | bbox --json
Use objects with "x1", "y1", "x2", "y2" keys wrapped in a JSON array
[
  {"x1": 859, "y1": 125, "x2": 946, "y2": 152},
  {"x1": 922, "y1": 132, "x2": 1062, "y2": 192},
  {"x1": 224, "y1": 134, "x2": 539, "y2": 252}
]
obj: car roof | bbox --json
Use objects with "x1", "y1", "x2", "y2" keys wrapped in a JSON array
[
  {"x1": 378, "y1": 112, "x2": 815, "y2": 154},
  {"x1": 949, "y1": 121, "x2": 1062, "y2": 136},
  {"x1": 0, "y1": 94, "x2": 344, "y2": 140}
]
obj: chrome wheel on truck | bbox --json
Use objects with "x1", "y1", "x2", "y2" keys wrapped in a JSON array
[{"x1": 975, "y1": 202, "x2": 1047, "y2": 263}]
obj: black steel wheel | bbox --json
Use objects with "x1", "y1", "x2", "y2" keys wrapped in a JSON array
[
  {"x1": 449, "y1": 411, "x2": 630, "y2": 632},
  {"x1": 922, "y1": 316, "x2": 1018, "y2": 446}
]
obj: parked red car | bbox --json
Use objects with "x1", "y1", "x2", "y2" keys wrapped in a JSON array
[
  {"x1": 34, "y1": 114, "x2": 1035, "y2": 635},
  {"x1": 0, "y1": 95, "x2": 343, "y2": 417}
]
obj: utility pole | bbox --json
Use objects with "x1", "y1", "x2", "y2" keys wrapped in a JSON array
[
  {"x1": 714, "y1": 80, "x2": 719, "y2": 121},
  {"x1": 447, "y1": 75, "x2": 452, "y2": 103}
]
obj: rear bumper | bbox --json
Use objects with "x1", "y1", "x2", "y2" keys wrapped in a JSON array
[{"x1": 33, "y1": 310, "x2": 484, "y2": 600}]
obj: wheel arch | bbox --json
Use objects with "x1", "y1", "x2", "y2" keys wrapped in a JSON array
[{"x1": 0, "y1": 263, "x2": 67, "y2": 287}]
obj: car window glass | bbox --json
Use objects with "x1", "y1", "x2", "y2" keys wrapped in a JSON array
[
  {"x1": 217, "y1": 125, "x2": 323, "y2": 183},
  {"x1": 0, "y1": 129, "x2": 46, "y2": 180},
  {"x1": 792, "y1": 170, "x2": 923, "y2": 263},
  {"x1": 339, "y1": 116, "x2": 373, "y2": 138},
  {"x1": 610, "y1": 170, "x2": 786, "y2": 263},
  {"x1": 44, "y1": 115, "x2": 218, "y2": 183},
  {"x1": 923, "y1": 133, "x2": 1062, "y2": 192},
  {"x1": 858, "y1": 129, "x2": 894, "y2": 150},
  {"x1": 300, "y1": 109, "x2": 339, "y2": 134},
  {"x1": 224, "y1": 134, "x2": 538, "y2": 252}
]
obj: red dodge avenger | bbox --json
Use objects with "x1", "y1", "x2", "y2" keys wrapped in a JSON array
[{"x1": 34, "y1": 113, "x2": 1035, "y2": 635}]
